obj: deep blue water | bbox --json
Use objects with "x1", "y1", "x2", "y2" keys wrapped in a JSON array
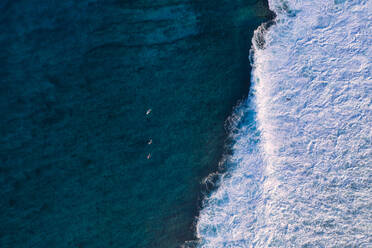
[{"x1": 0, "y1": 1, "x2": 272, "y2": 247}]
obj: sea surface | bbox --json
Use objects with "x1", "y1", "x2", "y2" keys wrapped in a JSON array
[
  {"x1": 0, "y1": 1, "x2": 272, "y2": 248},
  {"x1": 196, "y1": 0, "x2": 371, "y2": 247}
]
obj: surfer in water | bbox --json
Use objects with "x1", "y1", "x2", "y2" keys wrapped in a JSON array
[
  {"x1": 146, "y1": 108, "x2": 152, "y2": 115},
  {"x1": 146, "y1": 109, "x2": 152, "y2": 160}
]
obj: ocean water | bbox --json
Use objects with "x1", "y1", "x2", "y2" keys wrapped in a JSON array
[
  {"x1": 196, "y1": 0, "x2": 371, "y2": 247},
  {"x1": 0, "y1": 1, "x2": 272, "y2": 248}
]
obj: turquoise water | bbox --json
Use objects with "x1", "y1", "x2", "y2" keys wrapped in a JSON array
[{"x1": 0, "y1": 1, "x2": 272, "y2": 247}]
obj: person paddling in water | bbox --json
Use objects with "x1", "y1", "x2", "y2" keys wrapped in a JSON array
[{"x1": 146, "y1": 109, "x2": 152, "y2": 160}]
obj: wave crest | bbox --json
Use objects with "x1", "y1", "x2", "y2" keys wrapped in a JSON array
[{"x1": 195, "y1": 0, "x2": 372, "y2": 247}]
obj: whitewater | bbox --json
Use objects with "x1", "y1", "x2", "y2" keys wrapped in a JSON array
[{"x1": 194, "y1": 0, "x2": 372, "y2": 247}]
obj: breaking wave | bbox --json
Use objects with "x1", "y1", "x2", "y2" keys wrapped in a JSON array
[{"x1": 195, "y1": 0, "x2": 372, "y2": 247}]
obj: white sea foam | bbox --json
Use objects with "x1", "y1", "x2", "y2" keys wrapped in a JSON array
[{"x1": 196, "y1": 0, "x2": 372, "y2": 247}]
